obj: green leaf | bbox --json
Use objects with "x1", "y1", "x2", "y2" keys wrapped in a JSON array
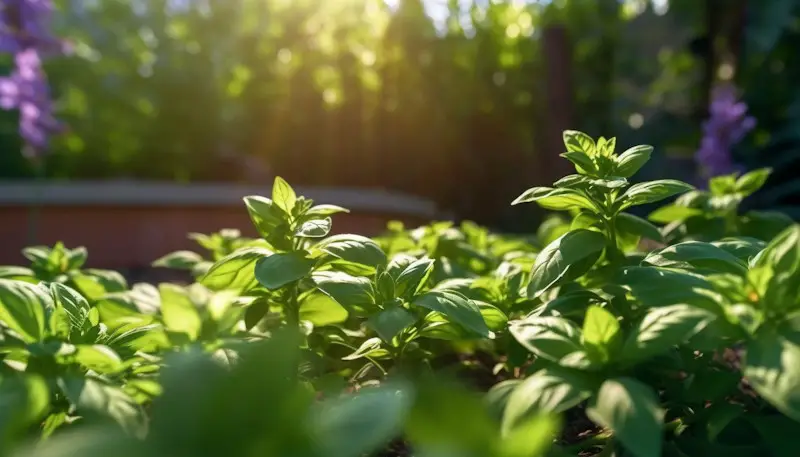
[
  {"x1": 740, "y1": 211, "x2": 795, "y2": 241},
  {"x1": 705, "y1": 402, "x2": 745, "y2": 441},
  {"x1": 735, "y1": 168, "x2": 771, "y2": 196},
  {"x1": 254, "y1": 252, "x2": 315, "y2": 290},
  {"x1": 159, "y1": 284, "x2": 202, "y2": 340},
  {"x1": 571, "y1": 210, "x2": 603, "y2": 231},
  {"x1": 342, "y1": 337, "x2": 389, "y2": 361},
  {"x1": 644, "y1": 241, "x2": 748, "y2": 275},
  {"x1": 376, "y1": 272, "x2": 395, "y2": 302},
  {"x1": 753, "y1": 225, "x2": 800, "y2": 273},
  {"x1": 744, "y1": 334, "x2": 800, "y2": 422},
  {"x1": 406, "y1": 378, "x2": 497, "y2": 456},
  {"x1": 305, "y1": 204, "x2": 350, "y2": 218},
  {"x1": 395, "y1": 257, "x2": 435, "y2": 298},
  {"x1": 66, "y1": 247, "x2": 88, "y2": 271},
  {"x1": 420, "y1": 302, "x2": 507, "y2": 341},
  {"x1": 712, "y1": 237, "x2": 766, "y2": 262},
  {"x1": 508, "y1": 316, "x2": 591, "y2": 369},
  {"x1": 582, "y1": 305, "x2": 621, "y2": 363},
  {"x1": 554, "y1": 175, "x2": 628, "y2": 190},
  {"x1": 313, "y1": 271, "x2": 376, "y2": 314},
  {"x1": 71, "y1": 345, "x2": 124, "y2": 374},
  {"x1": 748, "y1": 415, "x2": 800, "y2": 457},
  {"x1": 648, "y1": 205, "x2": 703, "y2": 224},
  {"x1": 413, "y1": 290, "x2": 492, "y2": 338},
  {"x1": 311, "y1": 384, "x2": 412, "y2": 457},
  {"x1": 272, "y1": 176, "x2": 297, "y2": 213},
  {"x1": 563, "y1": 130, "x2": 596, "y2": 155},
  {"x1": 152, "y1": 250, "x2": 204, "y2": 269},
  {"x1": 299, "y1": 292, "x2": 348, "y2": 326},
  {"x1": 0, "y1": 279, "x2": 50, "y2": 343},
  {"x1": 621, "y1": 305, "x2": 715, "y2": 364},
  {"x1": 709, "y1": 174, "x2": 738, "y2": 195},
  {"x1": 749, "y1": 225, "x2": 800, "y2": 310},
  {"x1": 498, "y1": 413, "x2": 560, "y2": 457},
  {"x1": 244, "y1": 298, "x2": 269, "y2": 330},
  {"x1": 49, "y1": 282, "x2": 91, "y2": 334},
  {"x1": 368, "y1": 306, "x2": 417, "y2": 343},
  {"x1": 0, "y1": 375, "x2": 50, "y2": 440},
  {"x1": 502, "y1": 367, "x2": 595, "y2": 431},
  {"x1": 105, "y1": 323, "x2": 169, "y2": 353},
  {"x1": 616, "y1": 212, "x2": 664, "y2": 243},
  {"x1": 511, "y1": 187, "x2": 596, "y2": 212},
  {"x1": 533, "y1": 288, "x2": 604, "y2": 319},
  {"x1": 560, "y1": 151, "x2": 598, "y2": 175},
  {"x1": 10, "y1": 427, "x2": 146, "y2": 457},
  {"x1": 0, "y1": 266, "x2": 36, "y2": 282},
  {"x1": 616, "y1": 266, "x2": 719, "y2": 309},
  {"x1": 486, "y1": 380, "x2": 521, "y2": 421},
  {"x1": 81, "y1": 269, "x2": 128, "y2": 294},
  {"x1": 295, "y1": 218, "x2": 332, "y2": 238},
  {"x1": 316, "y1": 234, "x2": 387, "y2": 270},
  {"x1": 621, "y1": 180, "x2": 694, "y2": 210},
  {"x1": 615, "y1": 145, "x2": 653, "y2": 178},
  {"x1": 243, "y1": 196, "x2": 284, "y2": 235},
  {"x1": 528, "y1": 229, "x2": 606, "y2": 298},
  {"x1": 200, "y1": 247, "x2": 272, "y2": 292},
  {"x1": 586, "y1": 378, "x2": 664, "y2": 457},
  {"x1": 57, "y1": 377, "x2": 147, "y2": 438}
]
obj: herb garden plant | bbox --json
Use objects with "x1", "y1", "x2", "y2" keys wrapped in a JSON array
[{"x1": 1, "y1": 130, "x2": 799, "y2": 457}]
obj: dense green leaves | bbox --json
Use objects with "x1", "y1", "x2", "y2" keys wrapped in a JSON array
[
  {"x1": 644, "y1": 241, "x2": 748, "y2": 275},
  {"x1": 200, "y1": 247, "x2": 272, "y2": 292},
  {"x1": 159, "y1": 284, "x2": 203, "y2": 340},
  {"x1": 316, "y1": 235, "x2": 387, "y2": 270},
  {"x1": 528, "y1": 229, "x2": 606, "y2": 298},
  {"x1": 311, "y1": 385, "x2": 411, "y2": 457},
  {"x1": 0, "y1": 279, "x2": 49, "y2": 343},
  {"x1": 4, "y1": 143, "x2": 800, "y2": 457},
  {"x1": 502, "y1": 367, "x2": 595, "y2": 430},
  {"x1": 511, "y1": 187, "x2": 596, "y2": 212},
  {"x1": 616, "y1": 212, "x2": 664, "y2": 243},
  {"x1": 587, "y1": 378, "x2": 665, "y2": 457},
  {"x1": 152, "y1": 251, "x2": 204, "y2": 270},
  {"x1": 254, "y1": 252, "x2": 315, "y2": 290},
  {"x1": 509, "y1": 316, "x2": 591, "y2": 369},
  {"x1": 744, "y1": 334, "x2": 800, "y2": 422},
  {"x1": 582, "y1": 305, "x2": 621, "y2": 363},
  {"x1": 621, "y1": 305, "x2": 715, "y2": 363},
  {"x1": 412, "y1": 291, "x2": 492, "y2": 338},
  {"x1": 367, "y1": 306, "x2": 415, "y2": 343},
  {"x1": 615, "y1": 145, "x2": 653, "y2": 177},
  {"x1": 621, "y1": 180, "x2": 694, "y2": 209}
]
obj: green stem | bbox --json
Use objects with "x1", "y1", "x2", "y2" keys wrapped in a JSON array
[
  {"x1": 563, "y1": 430, "x2": 613, "y2": 454},
  {"x1": 723, "y1": 209, "x2": 738, "y2": 237},
  {"x1": 285, "y1": 284, "x2": 300, "y2": 329},
  {"x1": 604, "y1": 216, "x2": 623, "y2": 263}
]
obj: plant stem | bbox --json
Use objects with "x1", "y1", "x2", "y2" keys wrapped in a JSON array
[
  {"x1": 285, "y1": 284, "x2": 300, "y2": 329},
  {"x1": 604, "y1": 216, "x2": 623, "y2": 263},
  {"x1": 563, "y1": 431, "x2": 613, "y2": 454}
]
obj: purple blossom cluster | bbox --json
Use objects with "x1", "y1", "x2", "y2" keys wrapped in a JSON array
[
  {"x1": 0, "y1": 0, "x2": 67, "y2": 159},
  {"x1": 695, "y1": 83, "x2": 756, "y2": 179}
]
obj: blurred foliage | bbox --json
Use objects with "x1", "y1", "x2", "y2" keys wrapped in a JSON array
[{"x1": 1, "y1": 0, "x2": 798, "y2": 223}]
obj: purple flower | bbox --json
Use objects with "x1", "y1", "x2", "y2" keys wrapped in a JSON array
[
  {"x1": 0, "y1": 0, "x2": 63, "y2": 54},
  {"x1": 0, "y1": 0, "x2": 66, "y2": 158},
  {"x1": 695, "y1": 83, "x2": 756, "y2": 180}
]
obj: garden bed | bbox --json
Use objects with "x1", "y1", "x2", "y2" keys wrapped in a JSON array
[{"x1": 0, "y1": 180, "x2": 444, "y2": 273}]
